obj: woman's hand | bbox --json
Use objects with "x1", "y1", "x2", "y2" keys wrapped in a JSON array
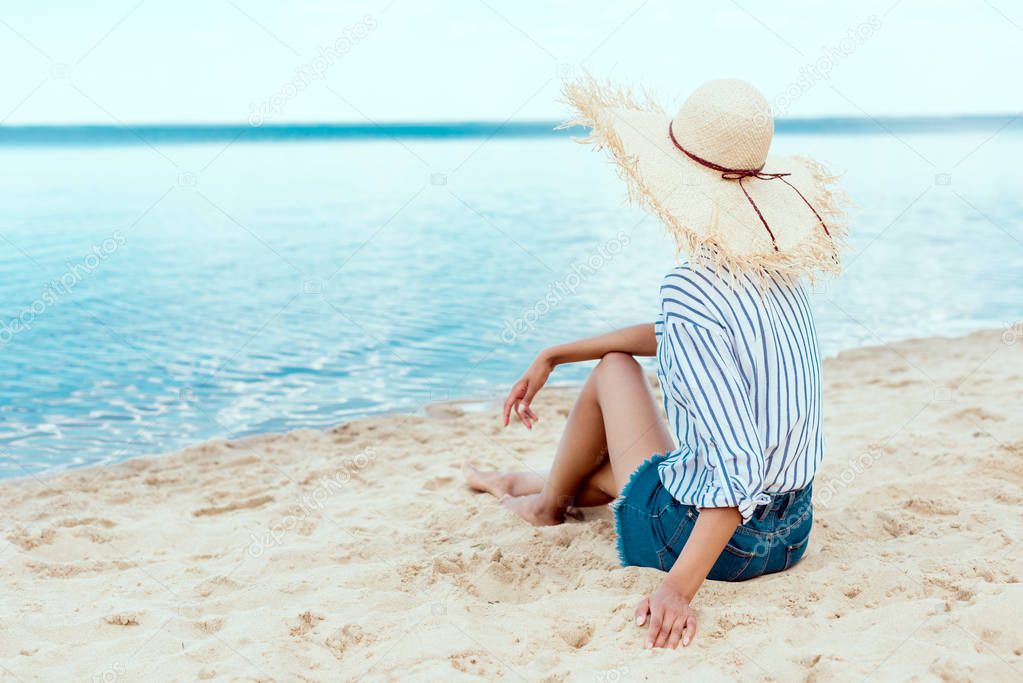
[
  {"x1": 499, "y1": 325, "x2": 655, "y2": 430},
  {"x1": 503, "y1": 352, "x2": 554, "y2": 429},
  {"x1": 635, "y1": 581, "x2": 697, "y2": 649}
]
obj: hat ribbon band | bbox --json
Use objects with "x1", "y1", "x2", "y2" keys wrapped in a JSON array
[{"x1": 668, "y1": 121, "x2": 831, "y2": 253}]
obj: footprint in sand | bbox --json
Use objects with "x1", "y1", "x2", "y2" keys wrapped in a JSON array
[
  {"x1": 194, "y1": 575, "x2": 242, "y2": 598},
  {"x1": 104, "y1": 612, "x2": 141, "y2": 626},
  {"x1": 324, "y1": 624, "x2": 373, "y2": 661},
  {"x1": 449, "y1": 651, "x2": 502, "y2": 677},
  {"x1": 11, "y1": 519, "x2": 108, "y2": 552},
  {"x1": 876, "y1": 511, "x2": 923, "y2": 538},
  {"x1": 904, "y1": 496, "x2": 959, "y2": 516},
  {"x1": 953, "y1": 407, "x2": 1006, "y2": 422},
  {"x1": 188, "y1": 553, "x2": 223, "y2": 561},
  {"x1": 423, "y1": 474, "x2": 454, "y2": 491},
  {"x1": 924, "y1": 574, "x2": 975, "y2": 602},
  {"x1": 289, "y1": 611, "x2": 325, "y2": 638},
  {"x1": 426, "y1": 547, "x2": 537, "y2": 604},
  {"x1": 462, "y1": 549, "x2": 554, "y2": 604},
  {"x1": 143, "y1": 475, "x2": 182, "y2": 486},
  {"x1": 555, "y1": 623, "x2": 593, "y2": 649},
  {"x1": 6, "y1": 526, "x2": 56, "y2": 551},
  {"x1": 28, "y1": 559, "x2": 134, "y2": 578},
  {"x1": 191, "y1": 495, "x2": 274, "y2": 517},
  {"x1": 193, "y1": 618, "x2": 225, "y2": 635},
  {"x1": 60, "y1": 517, "x2": 117, "y2": 529}
]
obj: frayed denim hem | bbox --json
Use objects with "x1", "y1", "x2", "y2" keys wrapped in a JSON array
[{"x1": 611, "y1": 453, "x2": 666, "y2": 567}]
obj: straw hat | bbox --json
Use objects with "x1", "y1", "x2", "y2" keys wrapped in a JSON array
[{"x1": 563, "y1": 75, "x2": 849, "y2": 281}]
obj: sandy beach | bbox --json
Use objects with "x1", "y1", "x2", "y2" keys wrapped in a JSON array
[{"x1": 2, "y1": 327, "x2": 1021, "y2": 681}]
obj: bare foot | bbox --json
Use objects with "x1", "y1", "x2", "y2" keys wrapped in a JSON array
[
  {"x1": 461, "y1": 462, "x2": 514, "y2": 498},
  {"x1": 499, "y1": 493, "x2": 564, "y2": 526}
]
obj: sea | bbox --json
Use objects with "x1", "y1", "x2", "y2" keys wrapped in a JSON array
[{"x1": 1, "y1": 116, "x2": 1021, "y2": 477}]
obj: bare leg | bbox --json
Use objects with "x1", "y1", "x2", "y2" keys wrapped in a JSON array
[
  {"x1": 464, "y1": 353, "x2": 619, "y2": 507},
  {"x1": 500, "y1": 352, "x2": 675, "y2": 525},
  {"x1": 463, "y1": 463, "x2": 616, "y2": 507},
  {"x1": 462, "y1": 464, "x2": 545, "y2": 499}
]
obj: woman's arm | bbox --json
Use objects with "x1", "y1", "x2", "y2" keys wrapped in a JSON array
[
  {"x1": 545, "y1": 323, "x2": 657, "y2": 364},
  {"x1": 503, "y1": 323, "x2": 656, "y2": 428},
  {"x1": 636, "y1": 507, "x2": 741, "y2": 648}
]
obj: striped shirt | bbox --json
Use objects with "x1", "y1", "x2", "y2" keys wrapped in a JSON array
[{"x1": 653, "y1": 264, "x2": 823, "y2": 523}]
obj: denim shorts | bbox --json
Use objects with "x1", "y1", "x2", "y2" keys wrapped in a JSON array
[{"x1": 612, "y1": 454, "x2": 813, "y2": 581}]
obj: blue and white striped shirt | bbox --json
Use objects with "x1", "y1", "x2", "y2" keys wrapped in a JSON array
[{"x1": 654, "y1": 264, "x2": 823, "y2": 523}]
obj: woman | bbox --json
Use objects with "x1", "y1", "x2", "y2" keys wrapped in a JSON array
[{"x1": 465, "y1": 77, "x2": 848, "y2": 650}]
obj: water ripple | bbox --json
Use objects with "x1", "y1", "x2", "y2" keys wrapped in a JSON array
[{"x1": 2, "y1": 133, "x2": 1022, "y2": 477}]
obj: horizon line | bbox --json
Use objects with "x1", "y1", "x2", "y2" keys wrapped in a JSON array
[{"x1": 0, "y1": 113, "x2": 1019, "y2": 146}]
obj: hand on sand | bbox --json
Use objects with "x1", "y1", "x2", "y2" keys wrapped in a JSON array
[
  {"x1": 635, "y1": 582, "x2": 697, "y2": 649},
  {"x1": 503, "y1": 353, "x2": 553, "y2": 429}
]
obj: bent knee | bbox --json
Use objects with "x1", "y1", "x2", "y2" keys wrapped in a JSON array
[{"x1": 595, "y1": 351, "x2": 640, "y2": 374}]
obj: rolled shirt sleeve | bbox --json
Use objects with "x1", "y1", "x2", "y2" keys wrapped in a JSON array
[{"x1": 662, "y1": 316, "x2": 770, "y2": 523}]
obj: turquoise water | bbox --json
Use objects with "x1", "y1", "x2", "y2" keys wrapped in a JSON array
[{"x1": 1, "y1": 121, "x2": 1021, "y2": 477}]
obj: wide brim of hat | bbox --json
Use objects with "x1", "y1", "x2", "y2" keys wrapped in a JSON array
[{"x1": 562, "y1": 75, "x2": 850, "y2": 282}]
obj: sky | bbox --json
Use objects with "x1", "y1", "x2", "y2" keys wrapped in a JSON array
[{"x1": 1, "y1": 0, "x2": 1021, "y2": 125}]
